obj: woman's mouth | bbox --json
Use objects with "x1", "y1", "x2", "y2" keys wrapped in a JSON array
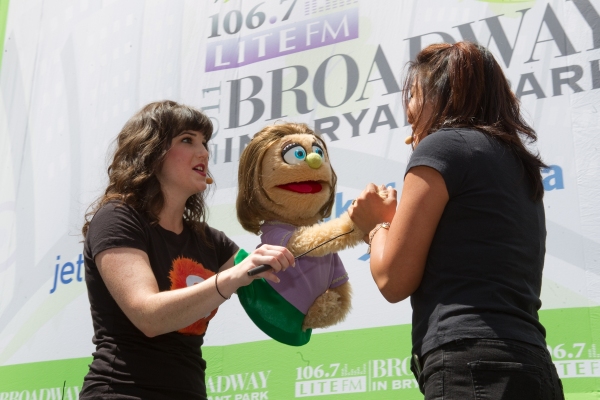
[{"x1": 193, "y1": 164, "x2": 206, "y2": 176}]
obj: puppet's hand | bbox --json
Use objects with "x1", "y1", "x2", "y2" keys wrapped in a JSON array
[
  {"x1": 348, "y1": 183, "x2": 397, "y2": 234},
  {"x1": 302, "y1": 282, "x2": 352, "y2": 330},
  {"x1": 377, "y1": 184, "x2": 390, "y2": 199}
]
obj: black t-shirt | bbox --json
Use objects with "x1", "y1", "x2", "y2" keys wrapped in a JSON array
[
  {"x1": 80, "y1": 201, "x2": 237, "y2": 399},
  {"x1": 406, "y1": 128, "x2": 547, "y2": 357}
]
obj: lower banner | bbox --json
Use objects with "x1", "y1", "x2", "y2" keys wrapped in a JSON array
[{"x1": 0, "y1": 307, "x2": 598, "y2": 400}]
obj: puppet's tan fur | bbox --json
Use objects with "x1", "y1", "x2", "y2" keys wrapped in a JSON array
[
  {"x1": 302, "y1": 283, "x2": 352, "y2": 330},
  {"x1": 287, "y1": 213, "x2": 364, "y2": 258},
  {"x1": 239, "y1": 128, "x2": 386, "y2": 331}
]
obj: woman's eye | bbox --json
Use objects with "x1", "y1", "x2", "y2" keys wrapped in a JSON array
[
  {"x1": 182, "y1": 137, "x2": 192, "y2": 143},
  {"x1": 312, "y1": 145, "x2": 325, "y2": 159},
  {"x1": 282, "y1": 144, "x2": 307, "y2": 165}
]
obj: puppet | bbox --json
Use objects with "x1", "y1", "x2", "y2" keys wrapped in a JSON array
[{"x1": 236, "y1": 122, "x2": 372, "y2": 346}]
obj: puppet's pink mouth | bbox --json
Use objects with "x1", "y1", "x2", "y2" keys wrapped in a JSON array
[{"x1": 277, "y1": 181, "x2": 323, "y2": 194}]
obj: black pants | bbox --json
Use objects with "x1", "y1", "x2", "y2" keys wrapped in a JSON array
[{"x1": 412, "y1": 339, "x2": 565, "y2": 400}]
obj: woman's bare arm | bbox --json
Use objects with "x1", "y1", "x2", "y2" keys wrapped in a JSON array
[
  {"x1": 351, "y1": 166, "x2": 448, "y2": 303},
  {"x1": 96, "y1": 244, "x2": 294, "y2": 337}
]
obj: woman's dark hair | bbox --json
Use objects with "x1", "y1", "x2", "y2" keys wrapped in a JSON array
[
  {"x1": 403, "y1": 41, "x2": 547, "y2": 200},
  {"x1": 82, "y1": 100, "x2": 213, "y2": 237}
]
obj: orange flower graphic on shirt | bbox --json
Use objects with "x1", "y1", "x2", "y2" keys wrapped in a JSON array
[{"x1": 169, "y1": 257, "x2": 218, "y2": 335}]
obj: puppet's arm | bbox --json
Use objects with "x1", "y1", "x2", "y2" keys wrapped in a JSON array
[
  {"x1": 286, "y1": 213, "x2": 365, "y2": 257},
  {"x1": 287, "y1": 186, "x2": 390, "y2": 257}
]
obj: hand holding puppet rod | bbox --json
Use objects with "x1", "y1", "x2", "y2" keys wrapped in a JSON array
[{"x1": 247, "y1": 229, "x2": 355, "y2": 276}]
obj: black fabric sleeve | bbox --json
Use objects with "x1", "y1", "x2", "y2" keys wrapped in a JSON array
[
  {"x1": 86, "y1": 202, "x2": 149, "y2": 260},
  {"x1": 207, "y1": 226, "x2": 239, "y2": 267},
  {"x1": 405, "y1": 129, "x2": 471, "y2": 197}
]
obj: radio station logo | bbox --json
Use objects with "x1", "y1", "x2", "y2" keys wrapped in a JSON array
[
  {"x1": 294, "y1": 359, "x2": 417, "y2": 397},
  {"x1": 205, "y1": 1, "x2": 359, "y2": 71}
]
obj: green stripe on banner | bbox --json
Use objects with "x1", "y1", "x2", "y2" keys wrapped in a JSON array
[
  {"x1": 0, "y1": 0, "x2": 9, "y2": 70},
  {"x1": 0, "y1": 307, "x2": 599, "y2": 399},
  {"x1": 0, "y1": 357, "x2": 91, "y2": 397}
]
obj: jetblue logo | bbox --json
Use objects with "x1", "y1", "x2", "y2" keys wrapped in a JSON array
[
  {"x1": 49, "y1": 254, "x2": 84, "y2": 294},
  {"x1": 542, "y1": 165, "x2": 564, "y2": 191}
]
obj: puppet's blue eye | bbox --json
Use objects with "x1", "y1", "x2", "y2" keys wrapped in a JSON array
[
  {"x1": 312, "y1": 145, "x2": 325, "y2": 159},
  {"x1": 282, "y1": 144, "x2": 307, "y2": 165}
]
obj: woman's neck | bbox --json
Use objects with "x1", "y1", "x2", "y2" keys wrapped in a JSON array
[{"x1": 157, "y1": 194, "x2": 187, "y2": 234}]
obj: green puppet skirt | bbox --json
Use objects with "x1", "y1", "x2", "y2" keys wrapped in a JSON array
[{"x1": 235, "y1": 249, "x2": 312, "y2": 346}]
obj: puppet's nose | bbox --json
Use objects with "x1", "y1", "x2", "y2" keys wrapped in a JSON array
[{"x1": 306, "y1": 153, "x2": 323, "y2": 169}]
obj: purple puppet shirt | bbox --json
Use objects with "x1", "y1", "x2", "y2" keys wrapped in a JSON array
[{"x1": 259, "y1": 221, "x2": 350, "y2": 314}]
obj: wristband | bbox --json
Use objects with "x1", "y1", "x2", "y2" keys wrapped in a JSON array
[
  {"x1": 367, "y1": 222, "x2": 390, "y2": 254},
  {"x1": 215, "y1": 272, "x2": 230, "y2": 300}
]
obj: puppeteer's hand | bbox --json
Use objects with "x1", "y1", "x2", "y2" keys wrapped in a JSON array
[
  {"x1": 348, "y1": 183, "x2": 397, "y2": 235},
  {"x1": 234, "y1": 245, "x2": 295, "y2": 285}
]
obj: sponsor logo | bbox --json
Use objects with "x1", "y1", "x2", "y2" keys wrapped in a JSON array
[
  {"x1": 205, "y1": 0, "x2": 359, "y2": 71},
  {"x1": 555, "y1": 360, "x2": 600, "y2": 378},
  {"x1": 200, "y1": 0, "x2": 600, "y2": 167},
  {"x1": 549, "y1": 342, "x2": 600, "y2": 378},
  {"x1": 0, "y1": 386, "x2": 80, "y2": 400},
  {"x1": 49, "y1": 254, "x2": 84, "y2": 294},
  {"x1": 206, "y1": 8, "x2": 359, "y2": 72},
  {"x1": 207, "y1": 370, "x2": 271, "y2": 400},
  {"x1": 542, "y1": 165, "x2": 564, "y2": 191},
  {"x1": 294, "y1": 359, "x2": 417, "y2": 397}
]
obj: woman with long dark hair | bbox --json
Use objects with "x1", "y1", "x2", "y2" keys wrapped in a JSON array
[
  {"x1": 79, "y1": 100, "x2": 294, "y2": 399},
  {"x1": 349, "y1": 42, "x2": 564, "y2": 399}
]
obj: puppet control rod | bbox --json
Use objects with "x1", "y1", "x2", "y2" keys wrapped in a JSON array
[{"x1": 247, "y1": 229, "x2": 356, "y2": 276}]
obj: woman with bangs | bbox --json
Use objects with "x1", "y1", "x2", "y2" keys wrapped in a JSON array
[
  {"x1": 349, "y1": 42, "x2": 564, "y2": 399},
  {"x1": 79, "y1": 100, "x2": 294, "y2": 399}
]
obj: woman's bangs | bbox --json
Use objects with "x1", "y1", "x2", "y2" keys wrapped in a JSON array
[{"x1": 173, "y1": 107, "x2": 214, "y2": 141}]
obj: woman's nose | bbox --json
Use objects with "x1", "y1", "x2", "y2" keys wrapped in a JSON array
[{"x1": 198, "y1": 144, "x2": 209, "y2": 158}]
